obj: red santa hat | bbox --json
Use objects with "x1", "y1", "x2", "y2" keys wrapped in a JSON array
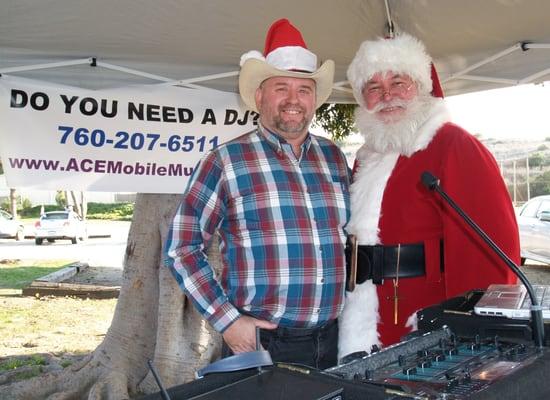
[
  {"x1": 239, "y1": 18, "x2": 334, "y2": 112},
  {"x1": 347, "y1": 32, "x2": 443, "y2": 107}
]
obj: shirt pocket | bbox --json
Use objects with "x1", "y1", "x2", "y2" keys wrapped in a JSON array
[{"x1": 305, "y1": 179, "x2": 349, "y2": 227}]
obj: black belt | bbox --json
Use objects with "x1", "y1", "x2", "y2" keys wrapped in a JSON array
[
  {"x1": 262, "y1": 319, "x2": 337, "y2": 338},
  {"x1": 346, "y1": 240, "x2": 426, "y2": 287},
  {"x1": 238, "y1": 309, "x2": 337, "y2": 338}
]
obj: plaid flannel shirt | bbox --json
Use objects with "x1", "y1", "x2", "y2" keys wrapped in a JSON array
[{"x1": 165, "y1": 126, "x2": 350, "y2": 333}]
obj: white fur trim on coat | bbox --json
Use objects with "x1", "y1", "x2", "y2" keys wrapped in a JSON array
[
  {"x1": 347, "y1": 151, "x2": 399, "y2": 244},
  {"x1": 405, "y1": 310, "x2": 419, "y2": 332},
  {"x1": 338, "y1": 280, "x2": 380, "y2": 360},
  {"x1": 338, "y1": 100, "x2": 450, "y2": 359},
  {"x1": 338, "y1": 151, "x2": 397, "y2": 361}
]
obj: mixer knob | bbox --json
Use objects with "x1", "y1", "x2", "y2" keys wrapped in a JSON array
[
  {"x1": 398, "y1": 354, "x2": 405, "y2": 366},
  {"x1": 417, "y1": 350, "x2": 429, "y2": 358},
  {"x1": 417, "y1": 360, "x2": 432, "y2": 369},
  {"x1": 403, "y1": 367, "x2": 417, "y2": 376},
  {"x1": 469, "y1": 342, "x2": 481, "y2": 351},
  {"x1": 446, "y1": 347, "x2": 459, "y2": 356},
  {"x1": 450, "y1": 334, "x2": 457, "y2": 346}
]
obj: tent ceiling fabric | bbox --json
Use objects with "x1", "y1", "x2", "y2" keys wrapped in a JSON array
[{"x1": 1, "y1": 0, "x2": 550, "y2": 103}]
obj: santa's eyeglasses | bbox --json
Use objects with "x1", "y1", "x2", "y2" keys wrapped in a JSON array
[{"x1": 363, "y1": 81, "x2": 413, "y2": 100}]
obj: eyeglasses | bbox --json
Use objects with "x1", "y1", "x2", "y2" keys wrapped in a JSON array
[{"x1": 364, "y1": 81, "x2": 413, "y2": 100}]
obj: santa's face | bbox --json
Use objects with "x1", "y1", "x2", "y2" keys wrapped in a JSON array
[
  {"x1": 255, "y1": 76, "x2": 316, "y2": 143},
  {"x1": 362, "y1": 72, "x2": 418, "y2": 122}
]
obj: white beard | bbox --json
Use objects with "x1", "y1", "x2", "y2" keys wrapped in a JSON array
[{"x1": 355, "y1": 94, "x2": 438, "y2": 157}]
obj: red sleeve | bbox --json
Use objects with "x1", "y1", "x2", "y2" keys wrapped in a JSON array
[{"x1": 440, "y1": 130, "x2": 519, "y2": 297}]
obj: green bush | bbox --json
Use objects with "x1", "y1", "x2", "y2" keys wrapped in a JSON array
[
  {"x1": 19, "y1": 205, "x2": 62, "y2": 218},
  {"x1": 19, "y1": 202, "x2": 134, "y2": 221},
  {"x1": 85, "y1": 202, "x2": 134, "y2": 221},
  {"x1": 531, "y1": 171, "x2": 550, "y2": 197},
  {"x1": 529, "y1": 153, "x2": 544, "y2": 168},
  {"x1": 0, "y1": 196, "x2": 32, "y2": 213}
]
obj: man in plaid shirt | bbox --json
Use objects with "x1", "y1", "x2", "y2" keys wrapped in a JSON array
[{"x1": 165, "y1": 19, "x2": 350, "y2": 369}]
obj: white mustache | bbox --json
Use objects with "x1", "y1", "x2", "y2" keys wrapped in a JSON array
[{"x1": 368, "y1": 99, "x2": 410, "y2": 113}]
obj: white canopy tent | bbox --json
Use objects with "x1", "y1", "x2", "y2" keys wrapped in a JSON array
[
  {"x1": 2, "y1": 0, "x2": 550, "y2": 101},
  {"x1": 3, "y1": 3, "x2": 550, "y2": 399}
]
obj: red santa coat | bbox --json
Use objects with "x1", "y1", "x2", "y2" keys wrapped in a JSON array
[{"x1": 338, "y1": 101, "x2": 519, "y2": 359}]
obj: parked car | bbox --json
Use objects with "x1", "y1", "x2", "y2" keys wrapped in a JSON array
[
  {"x1": 0, "y1": 209, "x2": 25, "y2": 240},
  {"x1": 517, "y1": 195, "x2": 550, "y2": 265},
  {"x1": 34, "y1": 211, "x2": 87, "y2": 245}
]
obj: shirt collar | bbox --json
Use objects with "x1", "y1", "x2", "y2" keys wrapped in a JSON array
[{"x1": 258, "y1": 124, "x2": 312, "y2": 156}]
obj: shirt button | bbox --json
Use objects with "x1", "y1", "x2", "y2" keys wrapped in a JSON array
[{"x1": 320, "y1": 278, "x2": 325, "y2": 283}]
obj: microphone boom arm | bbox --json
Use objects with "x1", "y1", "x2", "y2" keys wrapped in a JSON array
[{"x1": 421, "y1": 171, "x2": 545, "y2": 349}]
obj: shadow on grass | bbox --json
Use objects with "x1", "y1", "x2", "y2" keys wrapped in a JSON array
[{"x1": 0, "y1": 351, "x2": 90, "y2": 385}]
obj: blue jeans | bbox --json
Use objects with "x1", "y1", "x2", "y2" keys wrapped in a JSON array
[{"x1": 222, "y1": 319, "x2": 338, "y2": 370}]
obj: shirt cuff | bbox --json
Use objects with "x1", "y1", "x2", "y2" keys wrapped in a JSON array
[{"x1": 209, "y1": 300, "x2": 241, "y2": 333}]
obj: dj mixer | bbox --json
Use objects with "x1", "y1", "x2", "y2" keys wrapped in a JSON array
[
  {"x1": 141, "y1": 324, "x2": 550, "y2": 400},
  {"x1": 326, "y1": 327, "x2": 548, "y2": 399}
]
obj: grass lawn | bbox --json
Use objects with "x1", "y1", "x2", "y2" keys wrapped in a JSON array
[
  {"x1": 0, "y1": 260, "x2": 117, "y2": 383},
  {"x1": 0, "y1": 259, "x2": 73, "y2": 292}
]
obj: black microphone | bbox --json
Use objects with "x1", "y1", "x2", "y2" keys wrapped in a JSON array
[{"x1": 420, "y1": 171, "x2": 545, "y2": 349}]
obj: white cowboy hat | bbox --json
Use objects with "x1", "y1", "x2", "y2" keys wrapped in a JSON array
[{"x1": 239, "y1": 18, "x2": 334, "y2": 113}]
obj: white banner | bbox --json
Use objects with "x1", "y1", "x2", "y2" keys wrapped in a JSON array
[{"x1": 0, "y1": 76, "x2": 258, "y2": 193}]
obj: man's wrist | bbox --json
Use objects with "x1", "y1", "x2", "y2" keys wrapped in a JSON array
[{"x1": 210, "y1": 301, "x2": 241, "y2": 333}]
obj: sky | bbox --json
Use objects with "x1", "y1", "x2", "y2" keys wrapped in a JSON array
[{"x1": 446, "y1": 82, "x2": 550, "y2": 141}]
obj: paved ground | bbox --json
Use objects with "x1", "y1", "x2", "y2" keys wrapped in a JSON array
[
  {"x1": 520, "y1": 262, "x2": 550, "y2": 285},
  {"x1": 0, "y1": 220, "x2": 130, "y2": 268},
  {"x1": 2, "y1": 220, "x2": 550, "y2": 288},
  {"x1": 1, "y1": 220, "x2": 129, "y2": 287}
]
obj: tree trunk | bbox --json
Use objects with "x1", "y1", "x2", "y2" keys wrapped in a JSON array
[
  {"x1": 9, "y1": 188, "x2": 17, "y2": 218},
  {"x1": 0, "y1": 193, "x2": 222, "y2": 399},
  {"x1": 81, "y1": 192, "x2": 88, "y2": 220},
  {"x1": 70, "y1": 191, "x2": 83, "y2": 218}
]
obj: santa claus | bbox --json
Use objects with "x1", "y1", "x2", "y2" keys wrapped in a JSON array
[{"x1": 338, "y1": 33, "x2": 520, "y2": 360}]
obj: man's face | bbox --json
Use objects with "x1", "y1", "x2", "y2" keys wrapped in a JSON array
[
  {"x1": 255, "y1": 76, "x2": 316, "y2": 141},
  {"x1": 362, "y1": 71, "x2": 418, "y2": 122}
]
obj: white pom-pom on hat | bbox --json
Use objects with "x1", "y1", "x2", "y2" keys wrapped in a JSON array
[{"x1": 240, "y1": 50, "x2": 265, "y2": 67}]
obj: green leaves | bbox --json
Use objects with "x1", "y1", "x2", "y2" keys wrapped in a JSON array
[{"x1": 313, "y1": 103, "x2": 357, "y2": 142}]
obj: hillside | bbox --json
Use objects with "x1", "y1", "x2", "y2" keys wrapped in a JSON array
[{"x1": 338, "y1": 134, "x2": 550, "y2": 206}]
